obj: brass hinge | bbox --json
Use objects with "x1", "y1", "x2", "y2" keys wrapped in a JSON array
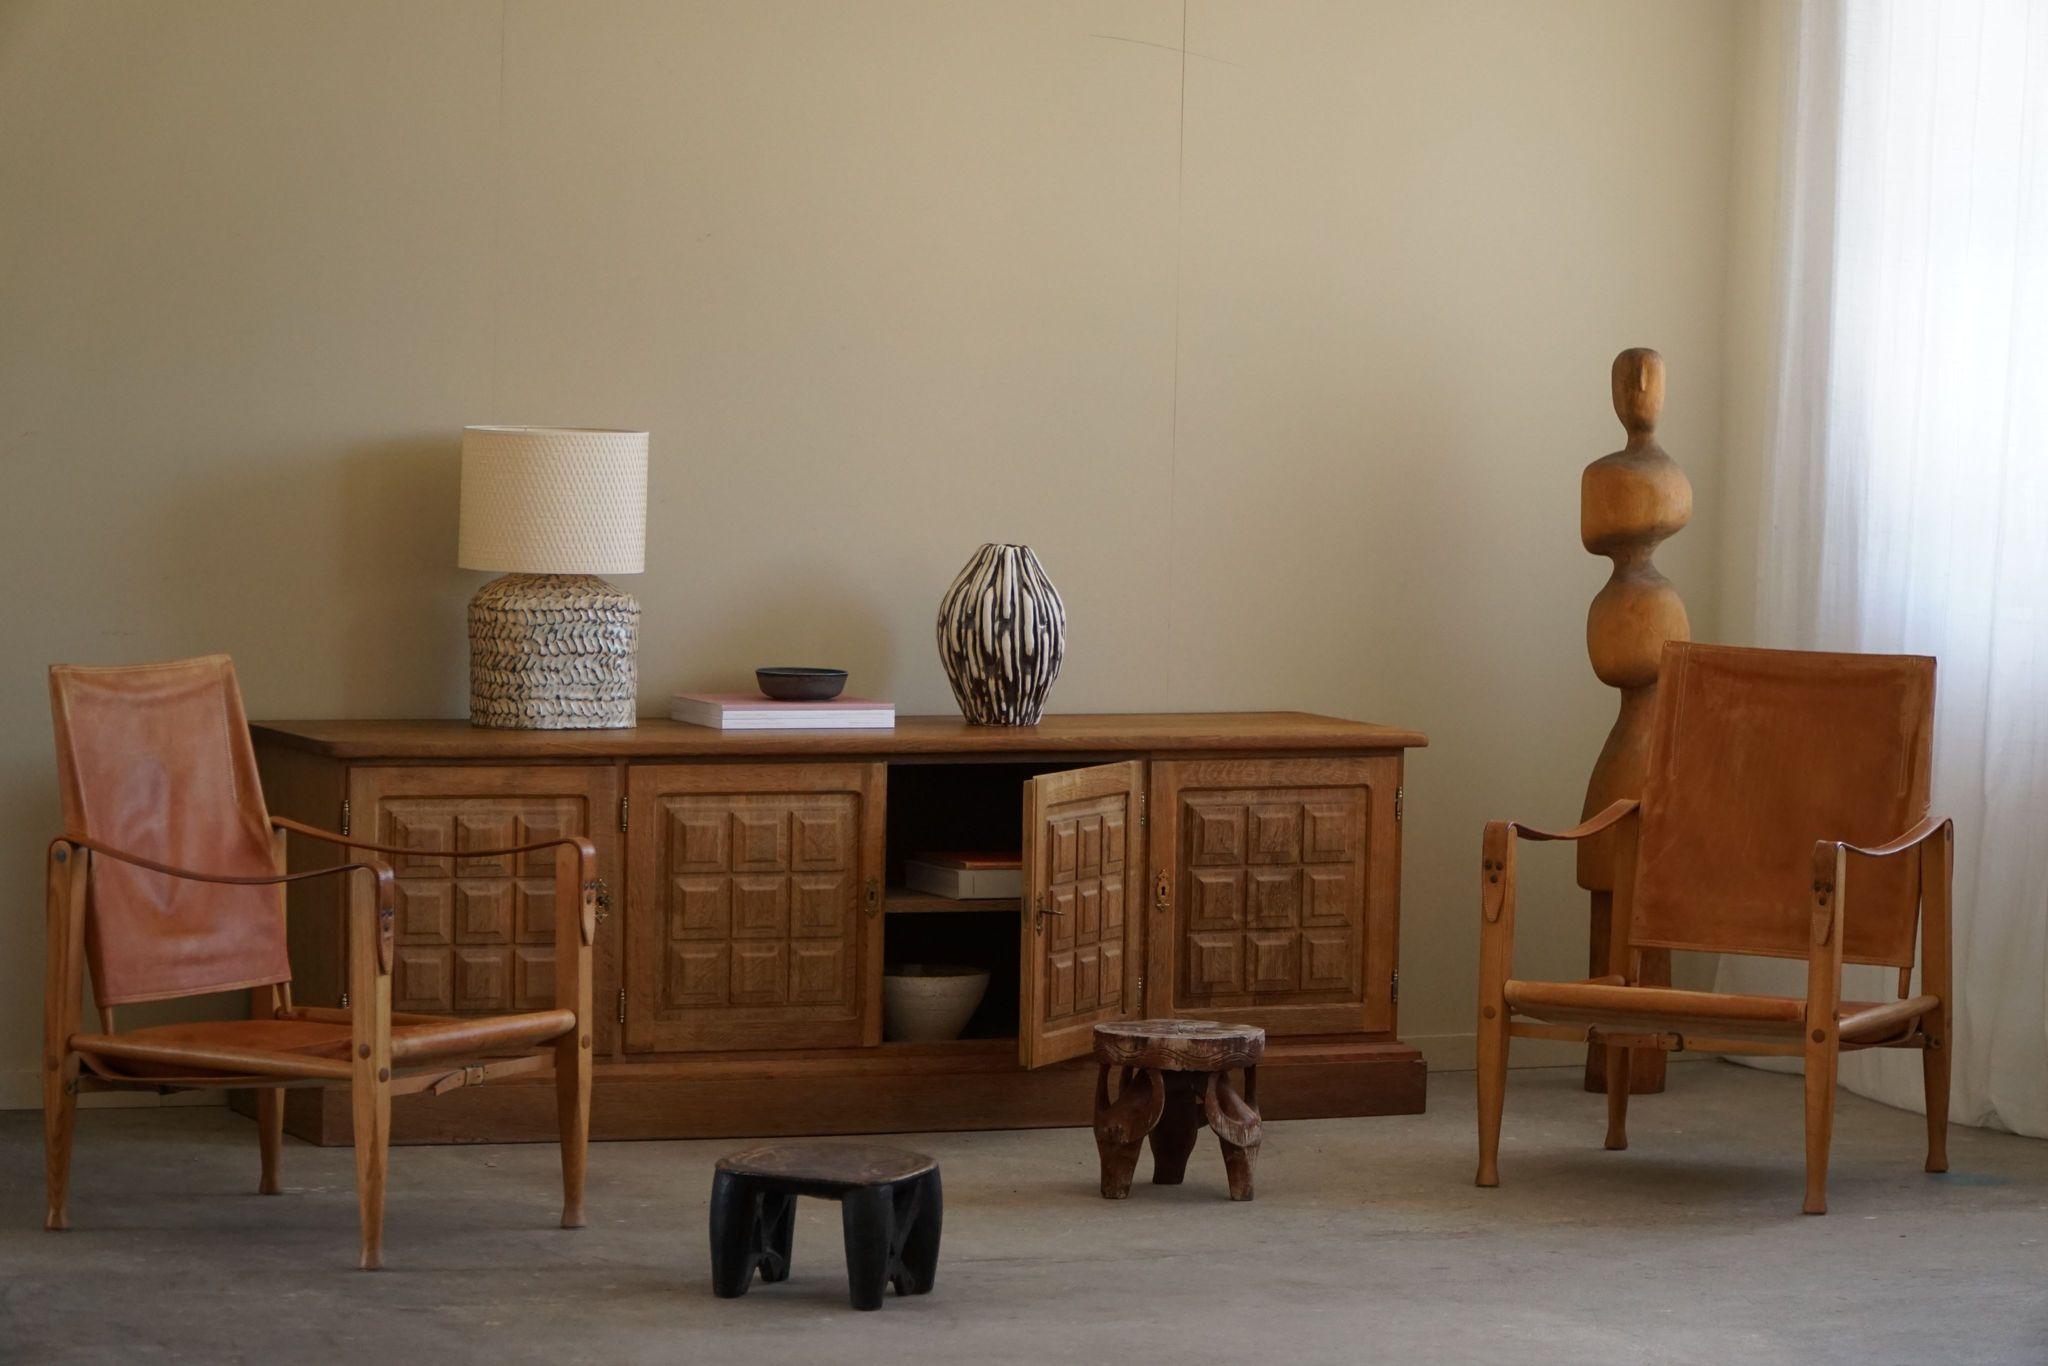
[
  {"x1": 1138, "y1": 791, "x2": 1147, "y2": 827},
  {"x1": 619, "y1": 794, "x2": 629, "y2": 833},
  {"x1": 1391, "y1": 969, "x2": 1399, "y2": 1003},
  {"x1": 617, "y1": 988, "x2": 626, "y2": 1025},
  {"x1": 340, "y1": 799, "x2": 351, "y2": 837},
  {"x1": 1395, "y1": 786, "x2": 1403, "y2": 823},
  {"x1": 339, "y1": 989, "x2": 350, "y2": 1010}
]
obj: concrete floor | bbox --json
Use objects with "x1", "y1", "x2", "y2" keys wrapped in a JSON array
[{"x1": 2, "y1": 1063, "x2": 2044, "y2": 1365}]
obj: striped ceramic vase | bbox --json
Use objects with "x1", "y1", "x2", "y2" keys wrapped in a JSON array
[{"x1": 936, "y1": 543, "x2": 1066, "y2": 725}]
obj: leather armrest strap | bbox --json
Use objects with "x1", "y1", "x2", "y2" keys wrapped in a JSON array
[
  {"x1": 1506, "y1": 798, "x2": 1639, "y2": 844},
  {"x1": 272, "y1": 816, "x2": 598, "y2": 865}
]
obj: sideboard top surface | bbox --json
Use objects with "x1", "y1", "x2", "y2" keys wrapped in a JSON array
[{"x1": 250, "y1": 712, "x2": 1428, "y2": 761}]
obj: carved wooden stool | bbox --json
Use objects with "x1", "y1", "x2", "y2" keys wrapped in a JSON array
[
  {"x1": 710, "y1": 1142, "x2": 941, "y2": 1311},
  {"x1": 1092, "y1": 1019, "x2": 1265, "y2": 1201}
]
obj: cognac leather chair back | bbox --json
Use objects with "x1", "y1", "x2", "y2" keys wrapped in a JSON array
[
  {"x1": 1630, "y1": 643, "x2": 1935, "y2": 968},
  {"x1": 49, "y1": 656, "x2": 289, "y2": 1004}
]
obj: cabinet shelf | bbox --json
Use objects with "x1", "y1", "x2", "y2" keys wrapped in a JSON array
[{"x1": 885, "y1": 887, "x2": 1020, "y2": 915}]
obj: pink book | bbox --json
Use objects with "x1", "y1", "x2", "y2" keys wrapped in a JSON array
[{"x1": 669, "y1": 692, "x2": 896, "y2": 730}]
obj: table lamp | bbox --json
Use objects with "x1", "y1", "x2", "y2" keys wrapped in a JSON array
[{"x1": 458, "y1": 425, "x2": 648, "y2": 729}]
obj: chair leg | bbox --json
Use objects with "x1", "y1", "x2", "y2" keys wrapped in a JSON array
[
  {"x1": 258, "y1": 1088, "x2": 284, "y2": 1195},
  {"x1": 1802, "y1": 1033, "x2": 1838, "y2": 1215},
  {"x1": 556, "y1": 1030, "x2": 591, "y2": 1229},
  {"x1": 351, "y1": 1065, "x2": 391, "y2": 1269},
  {"x1": 1603, "y1": 1043, "x2": 1630, "y2": 1151},
  {"x1": 43, "y1": 1061, "x2": 77, "y2": 1231},
  {"x1": 840, "y1": 1186, "x2": 894, "y2": 1311},
  {"x1": 1923, "y1": 1035, "x2": 1951, "y2": 1174},
  {"x1": 1475, "y1": 1006, "x2": 1509, "y2": 1187}
]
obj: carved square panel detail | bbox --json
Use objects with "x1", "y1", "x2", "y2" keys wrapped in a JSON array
[
  {"x1": 672, "y1": 811, "x2": 728, "y2": 871},
  {"x1": 732, "y1": 811, "x2": 789, "y2": 872},
  {"x1": 732, "y1": 876, "x2": 790, "y2": 939},
  {"x1": 650, "y1": 790, "x2": 861, "y2": 1016},
  {"x1": 1176, "y1": 784, "x2": 1369, "y2": 1009},
  {"x1": 386, "y1": 810, "x2": 453, "y2": 877},
  {"x1": 669, "y1": 944, "x2": 728, "y2": 1007},
  {"x1": 516, "y1": 813, "x2": 568, "y2": 875},
  {"x1": 514, "y1": 880, "x2": 555, "y2": 942},
  {"x1": 455, "y1": 880, "x2": 513, "y2": 944},
  {"x1": 791, "y1": 807, "x2": 851, "y2": 870},
  {"x1": 1302, "y1": 927, "x2": 1355, "y2": 991},
  {"x1": 790, "y1": 943, "x2": 844, "y2": 1003},
  {"x1": 672, "y1": 876, "x2": 730, "y2": 939},
  {"x1": 731, "y1": 942, "x2": 787, "y2": 1003},
  {"x1": 372, "y1": 792, "x2": 586, "y2": 1018},
  {"x1": 1246, "y1": 932, "x2": 1298, "y2": 991},
  {"x1": 454, "y1": 812, "x2": 516, "y2": 876},
  {"x1": 1301, "y1": 801, "x2": 1356, "y2": 863},
  {"x1": 1188, "y1": 933, "x2": 1242, "y2": 993},
  {"x1": 455, "y1": 946, "x2": 510, "y2": 1011},
  {"x1": 1190, "y1": 870, "x2": 1244, "y2": 931},
  {"x1": 395, "y1": 882, "x2": 452, "y2": 945},
  {"x1": 1188, "y1": 807, "x2": 1246, "y2": 866},
  {"x1": 1248, "y1": 804, "x2": 1302, "y2": 865},
  {"x1": 394, "y1": 947, "x2": 452, "y2": 1013},
  {"x1": 1305, "y1": 868, "x2": 1354, "y2": 927},
  {"x1": 513, "y1": 945, "x2": 555, "y2": 1009}
]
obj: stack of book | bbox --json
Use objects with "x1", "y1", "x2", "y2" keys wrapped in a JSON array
[
  {"x1": 670, "y1": 692, "x2": 896, "y2": 730},
  {"x1": 903, "y1": 852, "x2": 1023, "y2": 900}
]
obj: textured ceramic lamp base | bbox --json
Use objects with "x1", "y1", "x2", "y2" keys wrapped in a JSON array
[{"x1": 468, "y1": 573, "x2": 639, "y2": 729}]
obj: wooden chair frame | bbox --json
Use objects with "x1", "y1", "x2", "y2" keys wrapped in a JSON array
[
  {"x1": 44, "y1": 816, "x2": 596, "y2": 1269},
  {"x1": 1475, "y1": 798, "x2": 1953, "y2": 1214}
]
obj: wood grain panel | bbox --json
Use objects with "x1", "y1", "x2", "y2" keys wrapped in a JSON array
[
  {"x1": 1149, "y1": 757, "x2": 1401, "y2": 1036},
  {"x1": 345, "y1": 765, "x2": 622, "y2": 1052},
  {"x1": 626, "y1": 763, "x2": 883, "y2": 1053},
  {"x1": 1019, "y1": 761, "x2": 1143, "y2": 1068}
]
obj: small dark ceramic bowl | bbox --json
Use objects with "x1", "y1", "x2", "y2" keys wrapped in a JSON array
[{"x1": 756, "y1": 667, "x2": 848, "y2": 701}]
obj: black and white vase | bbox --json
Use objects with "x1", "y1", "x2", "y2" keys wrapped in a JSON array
[{"x1": 936, "y1": 543, "x2": 1066, "y2": 725}]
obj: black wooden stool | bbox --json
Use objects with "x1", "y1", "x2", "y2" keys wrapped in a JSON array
[{"x1": 710, "y1": 1142, "x2": 941, "y2": 1311}]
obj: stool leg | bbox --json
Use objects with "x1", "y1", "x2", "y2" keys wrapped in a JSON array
[
  {"x1": 897, "y1": 1171, "x2": 942, "y2": 1295},
  {"x1": 1094, "y1": 1064, "x2": 1161, "y2": 1200},
  {"x1": 759, "y1": 1192, "x2": 795, "y2": 1283},
  {"x1": 841, "y1": 1187, "x2": 894, "y2": 1311},
  {"x1": 709, "y1": 1171, "x2": 759, "y2": 1298},
  {"x1": 1149, "y1": 1079, "x2": 1202, "y2": 1185},
  {"x1": 1205, "y1": 1069, "x2": 1263, "y2": 1202}
]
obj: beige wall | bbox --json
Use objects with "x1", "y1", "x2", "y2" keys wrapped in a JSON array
[{"x1": 0, "y1": 0, "x2": 1744, "y2": 1107}]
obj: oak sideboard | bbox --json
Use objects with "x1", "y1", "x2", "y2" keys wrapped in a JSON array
[{"x1": 245, "y1": 713, "x2": 1428, "y2": 1144}]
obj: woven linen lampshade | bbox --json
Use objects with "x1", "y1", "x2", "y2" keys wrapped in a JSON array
[{"x1": 459, "y1": 425, "x2": 649, "y2": 729}]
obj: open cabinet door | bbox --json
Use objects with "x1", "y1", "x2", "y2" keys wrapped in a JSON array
[{"x1": 1018, "y1": 761, "x2": 1144, "y2": 1068}]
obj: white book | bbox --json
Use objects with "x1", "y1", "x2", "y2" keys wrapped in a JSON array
[{"x1": 670, "y1": 692, "x2": 896, "y2": 730}]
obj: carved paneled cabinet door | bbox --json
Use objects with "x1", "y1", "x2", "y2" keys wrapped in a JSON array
[
  {"x1": 624, "y1": 763, "x2": 885, "y2": 1053},
  {"x1": 1147, "y1": 757, "x2": 1397, "y2": 1037},
  {"x1": 1018, "y1": 761, "x2": 1145, "y2": 1067},
  {"x1": 345, "y1": 764, "x2": 623, "y2": 1053}
]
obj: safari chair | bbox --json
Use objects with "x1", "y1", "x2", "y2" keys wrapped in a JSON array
[
  {"x1": 1475, "y1": 643, "x2": 1951, "y2": 1214},
  {"x1": 43, "y1": 656, "x2": 595, "y2": 1267}
]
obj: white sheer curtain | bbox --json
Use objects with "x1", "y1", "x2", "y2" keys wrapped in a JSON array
[{"x1": 1722, "y1": 0, "x2": 2048, "y2": 1136}]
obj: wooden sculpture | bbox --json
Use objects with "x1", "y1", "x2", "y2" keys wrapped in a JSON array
[{"x1": 1578, "y1": 348, "x2": 1690, "y2": 1094}]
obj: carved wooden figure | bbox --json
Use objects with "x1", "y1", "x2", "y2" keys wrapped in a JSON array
[{"x1": 1579, "y1": 348, "x2": 1691, "y2": 1094}]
